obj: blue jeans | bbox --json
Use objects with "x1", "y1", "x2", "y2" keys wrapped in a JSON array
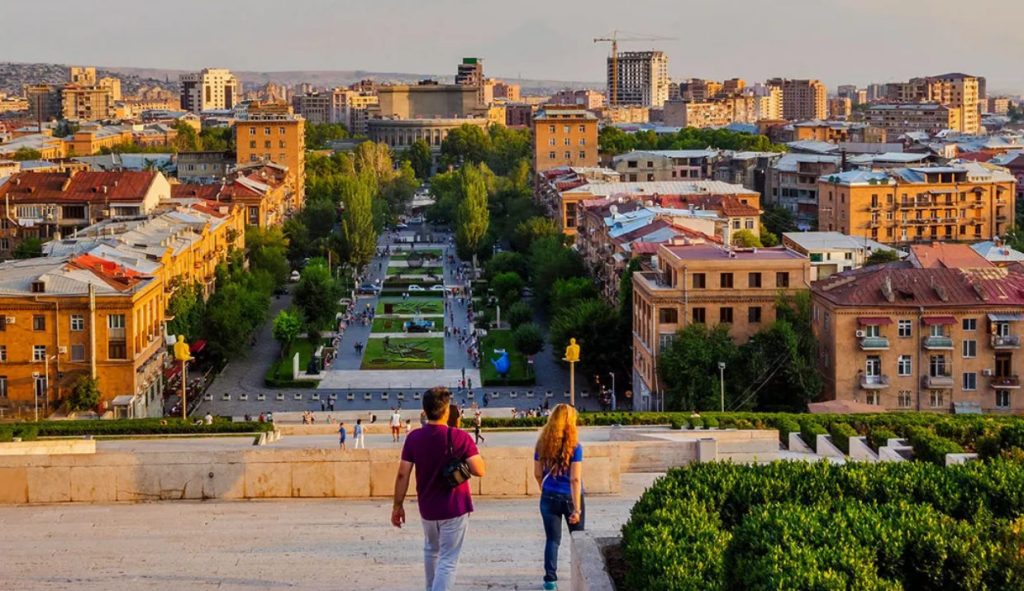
[
  {"x1": 539, "y1": 492, "x2": 585, "y2": 583},
  {"x1": 421, "y1": 513, "x2": 469, "y2": 591}
]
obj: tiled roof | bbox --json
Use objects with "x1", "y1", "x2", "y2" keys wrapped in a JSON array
[
  {"x1": 0, "y1": 171, "x2": 157, "y2": 203},
  {"x1": 564, "y1": 180, "x2": 757, "y2": 198},
  {"x1": 909, "y1": 242, "x2": 994, "y2": 269},
  {"x1": 662, "y1": 243, "x2": 804, "y2": 261},
  {"x1": 0, "y1": 255, "x2": 153, "y2": 296},
  {"x1": 812, "y1": 263, "x2": 1024, "y2": 308}
]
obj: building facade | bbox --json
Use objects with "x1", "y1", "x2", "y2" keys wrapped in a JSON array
[
  {"x1": 179, "y1": 69, "x2": 239, "y2": 113},
  {"x1": 611, "y1": 150, "x2": 719, "y2": 182},
  {"x1": 884, "y1": 73, "x2": 980, "y2": 134},
  {"x1": 607, "y1": 51, "x2": 669, "y2": 108},
  {"x1": 531, "y1": 107, "x2": 599, "y2": 173},
  {"x1": 861, "y1": 103, "x2": 959, "y2": 137},
  {"x1": 767, "y1": 78, "x2": 828, "y2": 121},
  {"x1": 234, "y1": 103, "x2": 306, "y2": 208}
]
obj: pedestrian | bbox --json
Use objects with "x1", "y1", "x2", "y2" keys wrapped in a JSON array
[
  {"x1": 338, "y1": 422, "x2": 348, "y2": 450},
  {"x1": 474, "y1": 411, "x2": 485, "y2": 445},
  {"x1": 533, "y1": 404, "x2": 585, "y2": 589},
  {"x1": 321, "y1": 400, "x2": 326, "y2": 412},
  {"x1": 354, "y1": 418, "x2": 365, "y2": 449},
  {"x1": 392, "y1": 387, "x2": 486, "y2": 591},
  {"x1": 390, "y1": 407, "x2": 403, "y2": 442},
  {"x1": 328, "y1": 399, "x2": 335, "y2": 412}
]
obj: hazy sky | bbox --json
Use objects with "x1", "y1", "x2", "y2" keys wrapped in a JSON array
[{"x1": 3, "y1": 0, "x2": 1023, "y2": 91}]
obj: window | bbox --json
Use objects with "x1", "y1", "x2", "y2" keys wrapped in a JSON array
[
  {"x1": 0, "y1": 376, "x2": 5, "y2": 399},
  {"x1": 548, "y1": 151, "x2": 555, "y2": 160},
  {"x1": 548, "y1": 138, "x2": 555, "y2": 146},
  {"x1": 720, "y1": 307, "x2": 734, "y2": 323},
  {"x1": 929, "y1": 324, "x2": 945, "y2": 337},
  {"x1": 108, "y1": 341, "x2": 127, "y2": 360},
  {"x1": 249, "y1": 140, "x2": 256, "y2": 149},
  {"x1": 962, "y1": 339, "x2": 976, "y2": 359},
  {"x1": 248, "y1": 128, "x2": 255, "y2": 136},
  {"x1": 996, "y1": 390, "x2": 1011, "y2": 409},
  {"x1": 70, "y1": 344, "x2": 85, "y2": 362},
  {"x1": 578, "y1": 125, "x2": 585, "y2": 133},
  {"x1": 732, "y1": 220, "x2": 741, "y2": 230},
  {"x1": 692, "y1": 307, "x2": 706, "y2": 324},
  {"x1": 279, "y1": 127, "x2": 285, "y2": 135},
  {"x1": 720, "y1": 273, "x2": 733, "y2": 288},
  {"x1": 33, "y1": 345, "x2": 46, "y2": 362},
  {"x1": 564, "y1": 151, "x2": 571, "y2": 160},
  {"x1": 776, "y1": 272, "x2": 790, "y2": 288},
  {"x1": 578, "y1": 138, "x2": 586, "y2": 146},
  {"x1": 658, "y1": 334, "x2": 675, "y2": 351},
  {"x1": 898, "y1": 320, "x2": 912, "y2": 338},
  {"x1": 897, "y1": 355, "x2": 912, "y2": 376},
  {"x1": 692, "y1": 273, "x2": 706, "y2": 288},
  {"x1": 264, "y1": 127, "x2": 271, "y2": 135},
  {"x1": 33, "y1": 315, "x2": 45, "y2": 331},
  {"x1": 563, "y1": 137, "x2": 570, "y2": 146},
  {"x1": 579, "y1": 151, "x2": 586, "y2": 160},
  {"x1": 898, "y1": 390, "x2": 912, "y2": 408},
  {"x1": 0, "y1": 316, "x2": 5, "y2": 331},
  {"x1": 865, "y1": 391, "x2": 879, "y2": 405},
  {"x1": 0, "y1": 345, "x2": 5, "y2": 362},
  {"x1": 563, "y1": 126, "x2": 570, "y2": 133},
  {"x1": 548, "y1": 125, "x2": 555, "y2": 133},
  {"x1": 930, "y1": 391, "x2": 945, "y2": 408},
  {"x1": 108, "y1": 315, "x2": 125, "y2": 330},
  {"x1": 658, "y1": 308, "x2": 678, "y2": 324},
  {"x1": 963, "y1": 318, "x2": 977, "y2": 331},
  {"x1": 748, "y1": 306, "x2": 762, "y2": 323},
  {"x1": 962, "y1": 372, "x2": 977, "y2": 391},
  {"x1": 748, "y1": 272, "x2": 762, "y2": 288},
  {"x1": 745, "y1": 219, "x2": 755, "y2": 230},
  {"x1": 70, "y1": 315, "x2": 84, "y2": 331},
  {"x1": 279, "y1": 140, "x2": 286, "y2": 149}
]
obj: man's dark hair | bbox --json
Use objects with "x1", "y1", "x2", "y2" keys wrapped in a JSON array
[{"x1": 423, "y1": 387, "x2": 451, "y2": 420}]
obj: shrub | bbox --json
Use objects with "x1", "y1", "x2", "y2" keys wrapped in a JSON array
[
  {"x1": 869, "y1": 427, "x2": 899, "y2": 451},
  {"x1": 906, "y1": 426, "x2": 964, "y2": 465},
  {"x1": 799, "y1": 419, "x2": 828, "y2": 452},
  {"x1": 0, "y1": 426, "x2": 13, "y2": 442},
  {"x1": 689, "y1": 417, "x2": 704, "y2": 429},
  {"x1": 829, "y1": 422, "x2": 858, "y2": 454},
  {"x1": 773, "y1": 417, "x2": 801, "y2": 445},
  {"x1": 18, "y1": 418, "x2": 274, "y2": 437},
  {"x1": 670, "y1": 418, "x2": 686, "y2": 430},
  {"x1": 14, "y1": 425, "x2": 39, "y2": 441},
  {"x1": 703, "y1": 416, "x2": 719, "y2": 429}
]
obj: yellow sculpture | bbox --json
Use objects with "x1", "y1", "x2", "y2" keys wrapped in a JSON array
[
  {"x1": 173, "y1": 335, "x2": 192, "y2": 362},
  {"x1": 564, "y1": 338, "x2": 580, "y2": 363}
]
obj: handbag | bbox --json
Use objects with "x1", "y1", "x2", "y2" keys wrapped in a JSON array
[{"x1": 442, "y1": 426, "x2": 472, "y2": 488}]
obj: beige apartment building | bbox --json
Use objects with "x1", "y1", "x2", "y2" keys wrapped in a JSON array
[
  {"x1": 861, "y1": 103, "x2": 959, "y2": 137},
  {"x1": 61, "y1": 86, "x2": 115, "y2": 122},
  {"x1": 632, "y1": 243, "x2": 812, "y2": 409},
  {"x1": 611, "y1": 150, "x2": 719, "y2": 181},
  {"x1": 767, "y1": 78, "x2": 828, "y2": 121},
  {"x1": 884, "y1": 73, "x2": 980, "y2": 134},
  {"x1": 179, "y1": 68, "x2": 239, "y2": 113},
  {"x1": 608, "y1": 51, "x2": 669, "y2": 108},
  {"x1": 234, "y1": 102, "x2": 305, "y2": 208},
  {"x1": 532, "y1": 107, "x2": 599, "y2": 173}
]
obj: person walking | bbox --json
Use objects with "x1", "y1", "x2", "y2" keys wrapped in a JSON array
[
  {"x1": 392, "y1": 387, "x2": 486, "y2": 591},
  {"x1": 473, "y1": 411, "x2": 485, "y2": 445},
  {"x1": 338, "y1": 422, "x2": 347, "y2": 450},
  {"x1": 533, "y1": 404, "x2": 584, "y2": 590},
  {"x1": 390, "y1": 408, "x2": 403, "y2": 442},
  {"x1": 353, "y1": 418, "x2": 366, "y2": 449}
]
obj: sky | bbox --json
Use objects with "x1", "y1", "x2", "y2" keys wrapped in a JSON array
[{"x1": 2, "y1": 0, "x2": 1023, "y2": 92}]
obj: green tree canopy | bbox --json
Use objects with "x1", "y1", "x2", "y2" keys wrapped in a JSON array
[
  {"x1": 513, "y1": 322, "x2": 545, "y2": 358},
  {"x1": 550, "y1": 277, "x2": 599, "y2": 315},
  {"x1": 485, "y1": 251, "x2": 529, "y2": 281},
  {"x1": 455, "y1": 164, "x2": 490, "y2": 261},
  {"x1": 293, "y1": 261, "x2": 343, "y2": 338},
  {"x1": 404, "y1": 139, "x2": 433, "y2": 179},
  {"x1": 12, "y1": 147, "x2": 42, "y2": 161},
  {"x1": 731, "y1": 229, "x2": 763, "y2": 248},
  {"x1": 68, "y1": 375, "x2": 101, "y2": 411},
  {"x1": 172, "y1": 121, "x2": 202, "y2": 152},
  {"x1": 598, "y1": 126, "x2": 787, "y2": 157},
  {"x1": 272, "y1": 309, "x2": 303, "y2": 359},
  {"x1": 549, "y1": 298, "x2": 621, "y2": 385},
  {"x1": 305, "y1": 123, "x2": 349, "y2": 150},
  {"x1": 491, "y1": 271, "x2": 525, "y2": 309},
  {"x1": 762, "y1": 205, "x2": 798, "y2": 237},
  {"x1": 512, "y1": 217, "x2": 562, "y2": 253},
  {"x1": 339, "y1": 171, "x2": 378, "y2": 270},
  {"x1": 13, "y1": 237, "x2": 43, "y2": 259},
  {"x1": 865, "y1": 249, "x2": 900, "y2": 266},
  {"x1": 246, "y1": 227, "x2": 291, "y2": 286},
  {"x1": 505, "y1": 300, "x2": 533, "y2": 328},
  {"x1": 529, "y1": 236, "x2": 585, "y2": 308},
  {"x1": 166, "y1": 283, "x2": 205, "y2": 341},
  {"x1": 658, "y1": 323, "x2": 740, "y2": 411}
]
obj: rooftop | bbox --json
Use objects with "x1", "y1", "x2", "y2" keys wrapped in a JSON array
[
  {"x1": 564, "y1": 180, "x2": 757, "y2": 198},
  {"x1": 0, "y1": 170, "x2": 159, "y2": 203},
  {"x1": 782, "y1": 231, "x2": 897, "y2": 253},
  {"x1": 662, "y1": 243, "x2": 805, "y2": 262},
  {"x1": 812, "y1": 263, "x2": 1024, "y2": 308},
  {"x1": 908, "y1": 242, "x2": 994, "y2": 269},
  {"x1": 972, "y1": 241, "x2": 1024, "y2": 263},
  {"x1": 0, "y1": 254, "x2": 154, "y2": 297}
]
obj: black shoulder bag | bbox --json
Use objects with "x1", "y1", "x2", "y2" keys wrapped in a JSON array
[{"x1": 442, "y1": 426, "x2": 472, "y2": 488}]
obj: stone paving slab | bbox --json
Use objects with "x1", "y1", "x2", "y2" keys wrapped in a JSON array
[
  {"x1": 0, "y1": 473, "x2": 660, "y2": 591},
  {"x1": 316, "y1": 369, "x2": 482, "y2": 390}
]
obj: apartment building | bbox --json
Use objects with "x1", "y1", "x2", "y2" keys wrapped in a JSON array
[
  {"x1": 611, "y1": 150, "x2": 719, "y2": 182},
  {"x1": 811, "y1": 260, "x2": 1024, "y2": 413},
  {"x1": 549, "y1": 89, "x2": 605, "y2": 109},
  {"x1": 331, "y1": 89, "x2": 378, "y2": 135},
  {"x1": 491, "y1": 81, "x2": 521, "y2": 102},
  {"x1": 782, "y1": 231, "x2": 896, "y2": 280},
  {"x1": 292, "y1": 91, "x2": 332, "y2": 125},
  {"x1": 632, "y1": 243, "x2": 812, "y2": 409},
  {"x1": 455, "y1": 58, "x2": 486, "y2": 105},
  {"x1": 828, "y1": 97, "x2": 852, "y2": 119},
  {"x1": 765, "y1": 153, "x2": 840, "y2": 226},
  {"x1": 61, "y1": 85, "x2": 115, "y2": 122},
  {"x1": 179, "y1": 68, "x2": 239, "y2": 113},
  {"x1": 532, "y1": 107, "x2": 599, "y2": 173},
  {"x1": 767, "y1": 78, "x2": 828, "y2": 121},
  {"x1": 234, "y1": 102, "x2": 306, "y2": 208},
  {"x1": 817, "y1": 163, "x2": 1017, "y2": 245},
  {"x1": 861, "y1": 103, "x2": 959, "y2": 137},
  {"x1": 0, "y1": 170, "x2": 170, "y2": 259},
  {"x1": 608, "y1": 51, "x2": 669, "y2": 108},
  {"x1": 172, "y1": 161, "x2": 293, "y2": 228},
  {"x1": 176, "y1": 151, "x2": 236, "y2": 184},
  {"x1": 884, "y1": 73, "x2": 980, "y2": 134}
]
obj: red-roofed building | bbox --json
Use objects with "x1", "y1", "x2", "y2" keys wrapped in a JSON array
[
  {"x1": 811, "y1": 262, "x2": 1024, "y2": 413},
  {"x1": 0, "y1": 170, "x2": 170, "y2": 259},
  {"x1": 170, "y1": 161, "x2": 293, "y2": 228},
  {"x1": 908, "y1": 242, "x2": 994, "y2": 269}
]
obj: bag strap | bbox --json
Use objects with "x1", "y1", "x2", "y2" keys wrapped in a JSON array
[{"x1": 446, "y1": 425, "x2": 454, "y2": 458}]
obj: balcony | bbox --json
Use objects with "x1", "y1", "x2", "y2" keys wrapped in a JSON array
[
  {"x1": 990, "y1": 375, "x2": 1022, "y2": 389},
  {"x1": 922, "y1": 374, "x2": 954, "y2": 389},
  {"x1": 997, "y1": 215, "x2": 1009, "y2": 223},
  {"x1": 991, "y1": 335, "x2": 1021, "y2": 349},
  {"x1": 859, "y1": 374, "x2": 890, "y2": 389},
  {"x1": 859, "y1": 336, "x2": 890, "y2": 350},
  {"x1": 921, "y1": 335, "x2": 954, "y2": 350}
]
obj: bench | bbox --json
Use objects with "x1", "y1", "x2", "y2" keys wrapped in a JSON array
[
  {"x1": 346, "y1": 392, "x2": 355, "y2": 401},
  {"x1": 257, "y1": 393, "x2": 266, "y2": 402},
  {"x1": 276, "y1": 393, "x2": 285, "y2": 401}
]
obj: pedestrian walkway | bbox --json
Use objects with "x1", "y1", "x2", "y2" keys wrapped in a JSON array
[{"x1": 316, "y1": 369, "x2": 482, "y2": 390}]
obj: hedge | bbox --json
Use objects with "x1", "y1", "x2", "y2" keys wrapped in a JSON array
[
  {"x1": 869, "y1": 427, "x2": 899, "y2": 451},
  {"x1": 6, "y1": 418, "x2": 275, "y2": 437},
  {"x1": 905, "y1": 426, "x2": 965, "y2": 465},
  {"x1": 620, "y1": 460, "x2": 1024, "y2": 591},
  {"x1": 799, "y1": 419, "x2": 828, "y2": 452},
  {"x1": 828, "y1": 422, "x2": 858, "y2": 455}
]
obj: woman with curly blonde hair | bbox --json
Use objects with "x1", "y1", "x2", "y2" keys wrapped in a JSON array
[{"x1": 533, "y1": 404, "x2": 584, "y2": 590}]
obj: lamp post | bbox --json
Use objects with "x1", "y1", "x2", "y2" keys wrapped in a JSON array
[
  {"x1": 718, "y1": 361, "x2": 726, "y2": 413},
  {"x1": 563, "y1": 338, "x2": 581, "y2": 407},
  {"x1": 608, "y1": 371, "x2": 616, "y2": 411},
  {"x1": 173, "y1": 336, "x2": 193, "y2": 420}
]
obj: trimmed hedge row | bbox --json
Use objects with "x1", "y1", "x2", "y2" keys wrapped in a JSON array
[
  {"x1": 2, "y1": 418, "x2": 275, "y2": 437},
  {"x1": 620, "y1": 460, "x2": 1024, "y2": 591},
  {"x1": 0, "y1": 425, "x2": 39, "y2": 442}
]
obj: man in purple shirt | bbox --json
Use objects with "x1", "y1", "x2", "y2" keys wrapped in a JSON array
[{"x1": 392, "y1": 387, "x2": 485, "y2": 591}]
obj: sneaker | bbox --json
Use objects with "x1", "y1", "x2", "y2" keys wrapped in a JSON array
[{"x1": 543, "y1": 582, "x2": 557, "y2": 590}]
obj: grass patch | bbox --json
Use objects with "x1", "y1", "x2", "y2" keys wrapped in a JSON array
[
  {"x1": 480, "y1": 329, "x2": 535, "y2": 386},
  {"x1": 371, "y1": 316, "x2": 445, "y2": 333},
  {"x1": 390, "y1": 249, "x2": 442, "y2": 260},
  {"x1": 376, "y1": 297, "x2": 444, "y2": 315},
  {"x1": 361, "y1": 337, "x2": 445, "y2": 369},
  {"x1": 387, "y1": 266, "x2": 443, "y2": 276},
  {"x1": 265, "y1": 340, "x2": 325, "y2": 387}
]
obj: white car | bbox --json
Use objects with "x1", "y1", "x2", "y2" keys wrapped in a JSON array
[
  {"x1": 289, "y1": 270, "x2": 301, "y2": 282},
  {"x1": 407, "y1": 285, "x2": 425, "y2": 292},
  {"x1": 430, "y1": 284, "x2": 446, "y2": 292}
]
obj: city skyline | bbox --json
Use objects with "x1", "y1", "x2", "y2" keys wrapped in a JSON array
[{"x1": 2, "y1": 0, "x2": 1023, "y2": 92}]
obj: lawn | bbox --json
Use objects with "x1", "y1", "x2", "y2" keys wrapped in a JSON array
[
  {"x1": 386, "y1": 266, "x2": 443, "y2": 276},
  {"x1": 361, "y1": 337, "x2": 445, "y2": 370},
  {"x1": 371, "y1": 315, "x2": 445, "y2": 333},
  {"x1": 390, "y1": 249, "x2": 442, "y2": 261},
  {"x1": 376, "y1": 297, "x2": 445, "y2": 315},
  {"x1": 480, "y1": 329, "x2": 535, "y2": 386},
  {"x1": 266, "y1": 339, "x2": 321, "y2": 385}
]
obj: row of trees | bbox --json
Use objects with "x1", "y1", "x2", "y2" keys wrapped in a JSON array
[{"x1": 598, "y1": 126, "x2": 788, "y2": 157}]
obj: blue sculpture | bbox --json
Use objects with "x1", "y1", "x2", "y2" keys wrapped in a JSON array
[{"x1": 490, "y1": 349, "x2": 510, "y2": 377}]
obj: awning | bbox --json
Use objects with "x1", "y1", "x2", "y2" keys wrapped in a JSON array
[
  {"x1": 110, "y1": 395, "x2": 135, "y2": 406},
  {"x1": 189, "y1": 339, "x2": 207, "y2": 354},
  {"x1": 922, "y1": 316, "x2": 956, "y2": 325},
  {"x1": 988, "y1": 313, "x2": 1024, "y2": 322},
  {"x1": 858, "y1": 317, "x2": 893, "y2": 326},
  {"x1": 163, "y1": 364, "x2": 181, "y2": 380}
]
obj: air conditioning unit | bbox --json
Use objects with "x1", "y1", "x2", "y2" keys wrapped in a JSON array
[
  {"x1": 5, "y1": 317, "x2": 15, "y2": 324},
  {"x1": 983, "y1": 368, "x2": 994, "y2": 376},
  {"x1": 58, "y1": 346, "x2": 67, "y2": 355},
  {"x1": 855, "y1": 330, "x2": 866, "y2": 338}
]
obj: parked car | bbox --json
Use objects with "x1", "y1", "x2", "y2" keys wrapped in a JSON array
[
  {"x1": 430, "y1": 284, "x2": 446, "y2": 292},
  {"x1": 407, "y1": 285, "x2": 425, "y2": 292},
  {"x1": 356, "y1": 283, "x2": 380, "y2": 295},
  {"x1": 394, "y1": 222, "x2": 408, "y2": 230},
  {"x1": 290, "y1": 270, "x2": 301, "y2": 282},
  {"x1": 404, "y1": 319, "x2": 434, "y2": 333},
  {"x1": 408, "y1": 216, "x2": 425, "y2": 225}
]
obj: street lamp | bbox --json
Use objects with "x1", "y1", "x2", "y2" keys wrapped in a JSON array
[
  {"x1": 608, "y1": 371, "x2": 616, "y2": 411},
  {"x1": 718, "y1": 361, "x2": 726, "y2": 413}
]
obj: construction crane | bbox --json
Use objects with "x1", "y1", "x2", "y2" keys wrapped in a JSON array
[{"x1": 594, "y1": 31, "x2": 677, "y2": 106}]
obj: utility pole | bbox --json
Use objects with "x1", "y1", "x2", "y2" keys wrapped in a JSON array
[{"x1": 718, "y1": 361, "x2": 726, "y2": 412}]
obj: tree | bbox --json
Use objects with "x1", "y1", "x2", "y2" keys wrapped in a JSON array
[
  {"x1": 731, "y1": 229, "x2": 763, "y2": 248},
  {"x1": 68, "y1": 375, "x2": 101, "y2": 411},
  {"x1": 455, "y1": 164, "x2": 490, "y2": 261},
  {"x1": 199, "y1": 126, "x2": 234, "y2": 151},
  {"x1": 440, "y1": 124, "x2": 490, "y2": 170},
  {"x1": 505, "y1": 300, "x2": 533, "y2": 328},
  {"x1": 865, "y1": 249, "x2": 900, "y2": 266},
  {"x1": 166, "y1": 283, "x2": 204, "y2": 341},
  {"x1": 658, "y1": 323, "x2": 740, "y2": 411},
  {"x1": 512, "y1": 217, "x2": 562, "y2": 253},
  {"x1": 172, "y1": 121, "x2": 201, "y2": 152},
  {"x1": 272, "y1": 309, "x2": 303, "y2": 359},
  {"x1": 12, "y1": 147, "x2": 42, "y2": 161},
  {"x1": 293, "y1": 262, "x2": 343, "y2": 338},
  {"x1": 549, "y1": 299, "x2": 621, "y2": 385},
  {"x1": 491, "y1": 271, "x2": 525, "y2": 309},
  {"x1": 305, "y1": 123, "x2": 349, "y2": 150},
  {"x1": 380, "y1": 161, "x2": 418, "y2": 220},
  {"x1": 485, "y1": 251, "x2": 529, "y2": 281},
  {"x1": 405, "y1": 139, "x2": 433, "y2": 179},
  {"x1": 762, "y1": 205, "x2": 798, "y2": 236},
  {"x1": 529, "y1": 236, "x2": 584, "y2": 308},
  {"x1": 513, "y1": 322, "x2": 545, "y2": 359},
  {"x1": 339, "y1": 172, "x2": 378, "y2": 270},
  {"x1": 246, "y1": 227, "x2": 291, "y2": 286},
  {"x1": 738, "y1": 320, "x2": 821, "y2": 412},
  {"x1": 203, "y1": 272, "x2": 272, "y2": 359},
  {"x1": 551, "y1": 277, "x2": 598, "y2": 315},
  {"x1": 353, "y1": 141, "x2": 394, "y2": 182},
  {"x1": 12, "y1": 237, "x2": 43, "y2": 259},
  {"x1": 759, "y1": 225, "x2": 780, "y2": 247}
]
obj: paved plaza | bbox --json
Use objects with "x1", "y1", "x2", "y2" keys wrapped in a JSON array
[{"x1": 0, "y1": 473, "x2": 659, "y2": 591}]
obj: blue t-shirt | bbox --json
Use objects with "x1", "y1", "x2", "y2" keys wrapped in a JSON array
[
  {"x1": 535, "y1": 443, "x2": 583, "y2": 495},
  {"x1": 354, "y1": 424, "x2": 363, "y2": 437},
  {"x1": 338, "y1": 426, "x2": 347, "y2": 440}
]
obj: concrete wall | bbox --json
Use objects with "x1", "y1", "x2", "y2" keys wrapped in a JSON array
[
  {"x1": 0, "y1": 439, "x2": 96, "y2": 456},
  {"x1": 608, "y1": 428, "x2": 780, "y2": 469}
]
